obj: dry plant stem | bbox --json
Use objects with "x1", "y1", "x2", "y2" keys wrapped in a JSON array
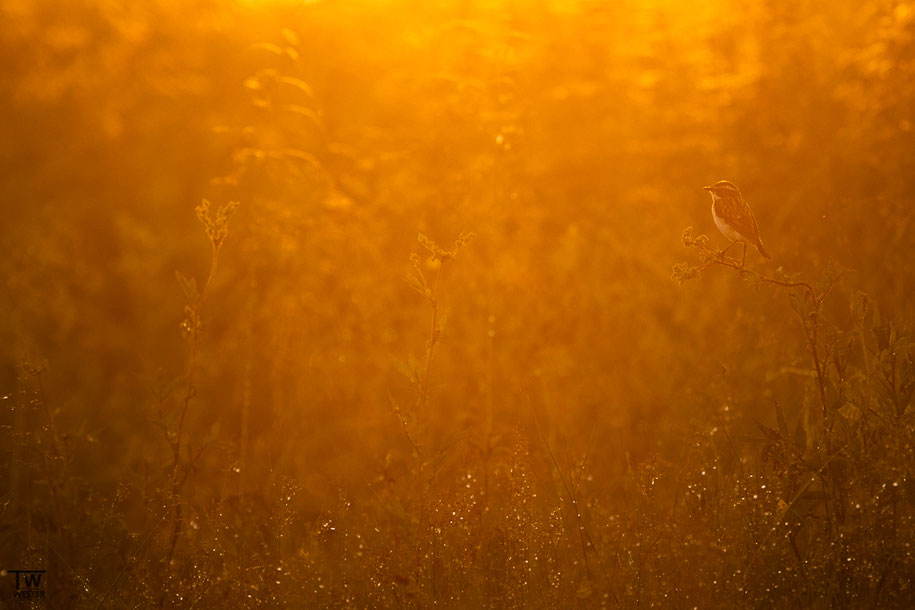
[
  {"x1": 175, "y1": 241, "x2": 219, "y2": 459},
  {"x1": 419, "y1": 260, "x2": 445, "y2": 413},
  {"x1": 403, "y1": 231, "x2": 474, "y2": 441},
  {"x1": 686, "y1": 237, "x2": 830, "y2": 422},
  {"x1": 681, "y1": 233, "x2": 845, "y2": 530},
  {"x1": 165, "y1": 240, "x2": 221, "y2": 571}
]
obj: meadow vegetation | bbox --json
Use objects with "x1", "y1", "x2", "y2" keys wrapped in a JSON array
[{"x1": 1, "y1": 0, "x2": 914, "y2": 607}]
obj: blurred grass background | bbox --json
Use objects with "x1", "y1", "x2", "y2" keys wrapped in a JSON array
[{"x1": 1, "y1": 0, "x2": 914, "y2": 606}]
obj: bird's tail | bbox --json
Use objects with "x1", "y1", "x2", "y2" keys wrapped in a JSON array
[{"x1": 756, "y1": 242, "x2": 771, "y2": 259}]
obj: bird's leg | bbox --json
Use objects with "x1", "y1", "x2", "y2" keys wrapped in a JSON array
[
  {"x1": 719, "y1": 240, "x2": 739, "y2": 260},
  {"x1": 740, "y1": 242, "x2": 747, "y2": 268}
]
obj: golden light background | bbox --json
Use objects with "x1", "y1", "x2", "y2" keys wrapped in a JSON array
[{"x1": 1, "y1": 0, "x2": 913, "y2": 606}]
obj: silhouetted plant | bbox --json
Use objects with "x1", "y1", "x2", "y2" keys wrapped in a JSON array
[
  {"x1": 392, "y1": 231, "x2": 476, "y2": 458},
  {"x1": 162, "y1": 199, "x2": 238, "y2": 595},
  {"x1": 675, "y1": 226, "x2": 915, "y2": 606}
]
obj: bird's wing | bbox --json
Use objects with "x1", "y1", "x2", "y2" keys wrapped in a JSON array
[{"x1": 715, "y1": 198, "x2": 761, "y2": 244}]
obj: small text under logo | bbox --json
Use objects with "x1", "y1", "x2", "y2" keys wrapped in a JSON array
[{"x1": 8, "y1": 570, "x2": 46, "y2": 602}]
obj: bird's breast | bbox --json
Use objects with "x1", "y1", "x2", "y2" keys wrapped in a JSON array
[{"x1": 712, "y1": 202, "x2": 745, "y2": 242}]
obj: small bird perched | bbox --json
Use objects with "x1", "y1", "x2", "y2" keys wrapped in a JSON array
[{"x1": 703, "y1": 180, "x2": 770, "y2": 265}]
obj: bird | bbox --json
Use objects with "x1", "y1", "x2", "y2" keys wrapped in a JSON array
[{"x1": 702, "y1": 180, "x2": 770, "y2": 265}]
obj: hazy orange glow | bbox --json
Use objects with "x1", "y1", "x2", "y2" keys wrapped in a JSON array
[{"x1": 1, "y1": 0, "x2": 914, "y2": 606}]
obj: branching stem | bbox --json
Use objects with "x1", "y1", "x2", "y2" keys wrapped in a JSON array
[{"x1": 679, "y1": 231, "x2": 835, "y2": 424}]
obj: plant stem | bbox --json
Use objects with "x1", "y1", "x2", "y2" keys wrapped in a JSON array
[
  {"x1": 684, "y1": 236, "x2": 831, "y2": 422},
  {"x1": 419, "y1": 259, "x2": 445, "y2": 412},
  {"x1": 164, "y1": 240, "x2": 221, "y2": 575}
]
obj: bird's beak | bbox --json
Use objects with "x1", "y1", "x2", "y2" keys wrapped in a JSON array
[{"x1": 702, "y1": 185, "x2": 712, "y2": 191}]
